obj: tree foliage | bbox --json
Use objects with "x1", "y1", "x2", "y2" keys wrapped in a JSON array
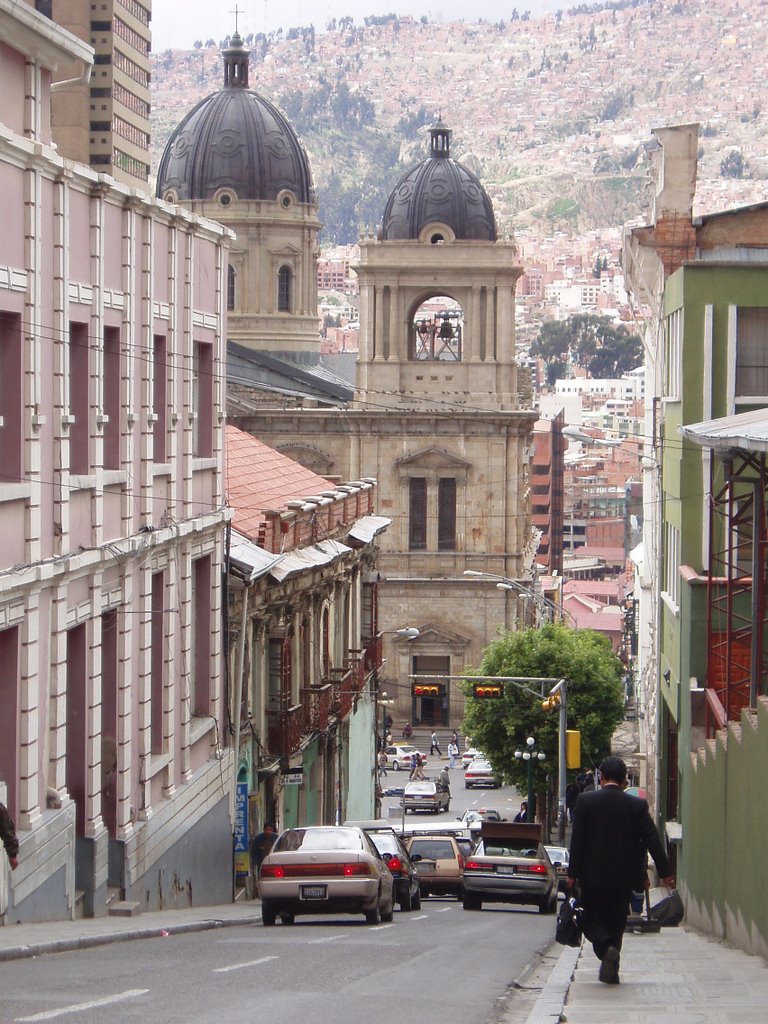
[
  {"x1": 530, "y1": 313, "x2": 643, "y2": 385},
  {"x1": 461, "y1": 624, "x2": 625, "y2": 794}
]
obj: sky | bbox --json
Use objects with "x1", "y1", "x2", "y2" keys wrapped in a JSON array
[{"x1": 151, "y1": 0, "x2": 576, "y2": 51}]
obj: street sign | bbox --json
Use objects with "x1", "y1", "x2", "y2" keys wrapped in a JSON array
[
  {"x1": 234, "y1": 782, "x2": 249, "y2": 875},
  {"x1": 282, "y1": 768, "x2": 304, "y2": 786}
]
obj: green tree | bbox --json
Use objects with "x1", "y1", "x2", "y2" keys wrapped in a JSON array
[
  {"x1": 461, "y1": 624, "x2": 625, "y2": 798},
  {"x1": 530, "y1": 314, "x2": 642, "y2": 383}
]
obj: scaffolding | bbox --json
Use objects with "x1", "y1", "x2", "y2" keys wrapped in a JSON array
[{"x1": 705, "y1": 449, "x2": 768, "y2": 734}]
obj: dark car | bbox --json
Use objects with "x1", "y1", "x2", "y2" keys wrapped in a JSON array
[{"x1": 367, "y1": 830, "x2": 422, "y2": 911}]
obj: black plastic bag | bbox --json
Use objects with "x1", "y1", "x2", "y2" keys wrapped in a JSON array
[
  {"x1": 649, "y1": 888, "x2": 684, "y2": 926},
  {"x1": 556, "y1": 896, "x2": 584, "y2": 947}
]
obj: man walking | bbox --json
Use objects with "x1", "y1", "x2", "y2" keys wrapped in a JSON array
[
  {"x1": 430, "y1": 730, "x2": 441, "y2": 756},
  {"x1": 567, "y1": 756, "x2": 674, "y2": 985}
]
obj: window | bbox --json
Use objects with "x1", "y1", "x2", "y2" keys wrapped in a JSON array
[
  {"x1": 153, "y1": 335, "x2": 167, "y2": 462},
  {"x1": 69, "y1": 322, "x2": 90, "y2": 474},
  {"x1": 736, "y1": 308, "x2": 768, "y2": 397},
  {"x1": 103, "y1": 327, "x2": 120, "y2": 470},
  {"x1": 150, "y1": 571, "x2": 165, "y2": 754},
  {"x1": 268, "y1": 637, "x2": 291, "y2": 711},
  {"x1": 191, "y1": 556, "x2": 212, "y2": 716},
  {"x1": 66, "y1": 624, "x2": 87, "y2": 834},
  {"x1": 0, "y1": 313, "x2": 22, "y2": 483},
  {"x1": 227, "y1": 265, "x2": 236, "y2": 311},
  {"x1": 438, "y1": 477, "x2": 457, "y2": 550},
  {"x1": 277, "y1": 265, "x2": 292, "y2": 312},
  {"x1": 193, "y1": 341, "x2": 213, "y2": 458},
  {"x1": 663, "y1": 309, "x2": 681, "y2": 399},
  {"x1": 409, "y1": 477, "x2": 427, "y2": 550},
  {"x1": 663, "y1": 522, "x2": 680, "y2": 609}
]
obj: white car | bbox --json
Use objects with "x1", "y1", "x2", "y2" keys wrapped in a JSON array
[
  {"x1": 259, "y1": 826, "x2": 396, "y2": 925},
  {"x1": 461, "y1": 747, "x2": 484, "y2": 768},
  {"x1": 383, "y1": 744, "x2": 428, "y2": 771},
  {"x1": 456, "y1": 808, "x2": 504, "y2": 832},
  {"x1": 464, "y1": 758, "x2": 501, "y2": 789}
]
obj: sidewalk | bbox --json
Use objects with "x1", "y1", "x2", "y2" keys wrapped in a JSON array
[
  {"x1": 0, "y1": 900, "x2": 263, "y2": 962},
  {"x1": 520, "y1": 913, "x2": 768, "y2": 1024}
]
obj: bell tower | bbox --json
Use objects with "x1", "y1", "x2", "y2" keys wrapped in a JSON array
[{"x1": 355, "y1": 122, "x2": 525, "y2": 412}]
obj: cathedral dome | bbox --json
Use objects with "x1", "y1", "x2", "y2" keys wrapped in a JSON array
[
  {"x1": 380, "y1": 122, "x2": 496, "y2": 242},
  {"x1": 156, "y1": 33, "x2": 313, "y2": 205}
]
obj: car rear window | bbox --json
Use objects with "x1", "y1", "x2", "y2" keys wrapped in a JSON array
[
  {"x1": 409, "y1": 839, "x2": 455, "y2": 860},
  {"x1": 274, "y1": 828, "x2": 362, "y2": 852},
  {"x1": 370, "y1": 833, "x2": 400, "y2": 856},
  {"x1": 479, "y1": 842, "x2": 539, "y2": 858},
  {"x1": 406, "y1": 782, "x2": 436, "y2": 794}
]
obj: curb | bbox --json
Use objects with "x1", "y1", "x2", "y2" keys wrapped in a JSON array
[
  {"x1": 0, "y1": 913, "x2": 264, "y2": 962},
  {"x1": 521, "y1": 942, "x2": 581, "y2": 1024}
]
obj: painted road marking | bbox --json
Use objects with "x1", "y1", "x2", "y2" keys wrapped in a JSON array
[
  {"x1": 309, "y1": 933, "x2": 348, "y2": 944},
  {"x1": 370, "y1": 924, "x2": 396, "y2": 931},
  {"x1": 16, "y1": 989, "x2": 148, "y2": 1022},
  {"x1": 409, "y1": 914, "x2": 429, "y2": 921},
  {"x1": 435, "y1": 906, "x2": 453, "y2": 912},
  {"x1": 213, "y1": 955, "x2": 279, "y2": 974}
]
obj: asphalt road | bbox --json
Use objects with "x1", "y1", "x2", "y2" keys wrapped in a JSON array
[
  {"x1": 0, "y1": 897, "x2": 555, "y2": 1024},
  {"x1": 0, "y1": 779, "x2": 549, "y2": 1024}
]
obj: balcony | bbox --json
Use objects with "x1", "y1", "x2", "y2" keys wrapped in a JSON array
[
  {"x1": 266, "y1": 703, "x2": 305, "y2": 758},
  {"x1": 303, "y1": 683, "x2": 333, "y2": 732}
]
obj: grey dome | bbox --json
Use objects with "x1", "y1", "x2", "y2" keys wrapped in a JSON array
[
  {"x1": 381, "y1": 122, "x2": 496, "y2": 241},
  {"x1": 156, "y1": 33, "x2": 313, "y2": 204}
]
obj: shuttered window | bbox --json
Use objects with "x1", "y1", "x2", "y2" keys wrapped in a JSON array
[
  {"x1": 438, "y1": 477, "x2": 457, "y2": 550},
  {"x1": 409, "y1": 477, "x2": 427, "y2": 550}
]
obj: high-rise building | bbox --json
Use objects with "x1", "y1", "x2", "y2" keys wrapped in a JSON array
[{"x1": 45, "y1": 0, "x2": 152, "y2": 188}]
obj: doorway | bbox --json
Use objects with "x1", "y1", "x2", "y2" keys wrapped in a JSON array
[{"x1": 412, "y1": 655, "x2": 450, "y2": 726}]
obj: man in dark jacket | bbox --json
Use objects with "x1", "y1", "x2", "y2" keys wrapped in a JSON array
[
  {"x1": 1, "y1": 801, "x2": 19, "y2": 870},
  {"x1": 567, "y1": 757, "x2": 674, "y2": 984}
]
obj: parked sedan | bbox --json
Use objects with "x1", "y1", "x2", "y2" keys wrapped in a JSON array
[
  {"x1": 462, "y1": 833, "x2": 557, "y2": 914},
  {"x1": 464, "y1": 758, "x2": 501, "y2": 789},
  {"x1": 259, "y1": 826, "x2": 396, "y2": 925},
  {"x1": 461, "y1": 747, "x2": 484, "y2": 768},
  {"x1": 404, "y1": 780, "x2": 450, "y2": 814},
  {"x1": 383, "y1": 744, "x2": 429, "y2": 771}
]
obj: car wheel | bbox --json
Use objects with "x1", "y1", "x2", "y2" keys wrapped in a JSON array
[
  {"x1": 381, "y1": 896, "x2": 395, "y2": 923},
  {"x1": 538, "y1": 895, "x2": 553, "y2": 914},
  {"x1": 399, "y1": 888, "x2": 413, "y2": 912},
  {"x1": 419, "y1": 887, "x2": 429, "y2": 899},
  {"x1": 279, "y1": 912, "x2": 295, "y2": 925},
  {"x1": 464, "y1": 783, "x2": 471, "y2": 789},
  {"x1": 261, "y1": 902, "x2": 277, "y2": 927},
  {"x1": 365, "y1": 904, "x2": 382, "y2": 925},
  {"x1": 392, "y1": 761, "x2": 400, "y2": 771},
  {"x1": 463, "y1": 894, "x2": 482, "y2": 911},
  {"x1": 456, "y1": 888, "x2": 464, "y2": 901},
  {"x1": 411, "y1": 887, "x2": 422, "y2": 910},
  {"x1": 546, "y1": 892, "x2": 558, "y2": 915}
]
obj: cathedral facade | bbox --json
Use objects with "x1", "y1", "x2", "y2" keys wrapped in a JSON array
[{"x1": 158, "y1": 43, "x2": 538, "y2": 731}]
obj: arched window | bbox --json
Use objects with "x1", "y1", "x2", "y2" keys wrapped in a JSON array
[
  {"x1": 277, "y1": 265, "x2": 292, "y2": 312},
  {"x1": 411, "y1": 296, "x2": 463, "y2": 361},
  {"x1": 227, "y1": 265, "x2": 235, "y2": 311}
]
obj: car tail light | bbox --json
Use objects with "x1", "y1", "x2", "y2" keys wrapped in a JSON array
[
  {"x1": 387, "y1": 857, "x2": 403, "y2": 874},
  {"x1": 261, "y1": 862, "x2": 374, "y2": 879},
  {"x1": 518, "y1": 863, "x2": 549, "y2": 875},
  {"x1": 260, "y1": 864, "x2": 285, "y2": 879}
]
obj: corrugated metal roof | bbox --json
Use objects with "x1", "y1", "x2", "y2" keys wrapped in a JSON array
[
  {"x1": 681, "y1": 407, "x2": 768, "y2": 453},
  {"x1": 346, "y1": 515, "x2": 391, "y2": 546},
  {"x1": 228, "y1": 530, "x2": 284, "y2": 581},
  {"x1": 269, "y1": 539, "x2": 352, "y2": 583}
]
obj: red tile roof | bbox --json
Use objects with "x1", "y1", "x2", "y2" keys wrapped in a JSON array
[{"x1": 225, "y1": 425, "x2": 335, "y2": 540}]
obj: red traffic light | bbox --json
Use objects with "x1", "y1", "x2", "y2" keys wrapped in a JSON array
[
  {"x1": 472, "y1": 684, "x2": 504, "y2": 699},
  {"x1": 412, "y1": 684, "x2": 440, "y2": 697}
]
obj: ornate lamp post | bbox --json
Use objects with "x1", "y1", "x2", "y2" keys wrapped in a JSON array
[{"x1": 514, "y1": 736, "x2": 546, "y2": 822}]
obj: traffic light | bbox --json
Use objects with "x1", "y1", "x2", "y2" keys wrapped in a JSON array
[
  {"x1": 566, "y1": 730, "x2": 581, "y2": 769},
  {"x1": 541, "y1": 692, "x2": 562, "y2": 711},
  {"x1": 412, "y1": 684, "x2": 440, "y2": 697},
  {"x1": 472, "y1": 683, "x2": 504, "y2": 699}
]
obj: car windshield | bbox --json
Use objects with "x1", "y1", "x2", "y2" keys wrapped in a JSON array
[
  {"x1": 545, "y1": 847, "x2": 568, "y2": 862},
  {"x1": 406, "y1": 782, "x2": 436, "y2": 794},
  {"x1": 395, "y1": 746, "x2": 417, "y2": 754},
  {"x1": 478, "y1": 842, "x2": 540, "y2": 858},
  {"x1": 273, "y1": 827, "x2": 362, "y2": 853}
]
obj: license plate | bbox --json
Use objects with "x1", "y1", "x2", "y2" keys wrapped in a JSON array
[
  {"x1": 300, "y1": 884, "x2": 327, "y2": 900},
  {"x1": 496, "y1": 865, "x2": 516, "y2": 876}
]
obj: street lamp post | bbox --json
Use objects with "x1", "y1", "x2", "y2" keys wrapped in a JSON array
[
  {"x1": 514, "y1": 736, "x2": 546, "y2": 822},
  {"x1": 463, "y1": 570, "x2": 576, "y2": 627}
]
